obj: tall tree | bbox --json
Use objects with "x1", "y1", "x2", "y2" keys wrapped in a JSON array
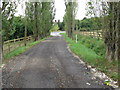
[
  {"x1": 25, "y1": 2, "x2": 55, "y2": 41},
  {"x1": 0, "y1": 4, "x2": 2, "y2": 64},
  {"x1": 86, "y1": 0, "x2": 120, "y2": 61},
  {"x1": 1, "y1": 1, "x2": 17, "y2": 61},
  {"x1": 64, "y1": 0, "x2": 78, "y2": 39},
  {"x1": 104, "y1": 2, "x2": 120, "y2": 61},
  {"x1": 2, "y1": 2, "x2": 17, "y2": 41},
  {"x1": 41, "y1": 2, "x2": 55, "y2": 38}
]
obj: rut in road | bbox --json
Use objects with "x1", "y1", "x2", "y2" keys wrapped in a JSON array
[{"x1": 2, "y1": 36, "x2": 112, "y2": 88}]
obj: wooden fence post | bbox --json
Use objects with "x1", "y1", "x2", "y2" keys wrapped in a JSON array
[
  {"x1": 3, "y1": 36, "x2": 32, "y2": 55},
  {"x1": 0, "y1": 33, "x2": 3, "y2": 65},
  {"x1": 19, "y1": 38, "x2": 20, "y2": 47},
  {"x1": 14, "y1": 39, "x2": 15, "y2": 49},
  {"x1": 8, "y1": 40, "x2": 10, "y2": 53},
  {"x1": 76, "y1": 34, "x2": 78, "y2": 43}
]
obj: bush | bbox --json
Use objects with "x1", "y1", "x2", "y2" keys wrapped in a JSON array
[{"x1": 50, "y1": 24, "x2": 59, "y2": 32}]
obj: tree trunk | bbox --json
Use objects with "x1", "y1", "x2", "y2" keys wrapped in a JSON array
[
  {"x1": 0, "y1": 33, "x2": 3, "y2": 65},
  {"x1": 0, "y1": 8, "x2": 3, "y2": 64},
  {"x1": 114, "y1": 2, "x2": 120, "y2": 87},
  {"x1": 34, "y1": 2, "x2": 39, "y2": 41},
  {"x1": 114, "y1": 2, "x2": 120, "y2": 61},
  {"x1": 24, "y1": 22, "x2": 27, "y2": 46},
  {"x1": 104, "y1": 2, "x2": 120, "y2": 61}
]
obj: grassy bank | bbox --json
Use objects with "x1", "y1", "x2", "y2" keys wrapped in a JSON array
[
  {"x1": 62, "y1": 33, "x2": 118, "y2": 81},
  {"x1": 3, "y1": 38, "x2": 47, "y2": 64}
]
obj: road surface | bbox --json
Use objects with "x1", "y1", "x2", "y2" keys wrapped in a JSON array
[{"x1": 2, "y1": 32, "x2": 113, "y2": 89}]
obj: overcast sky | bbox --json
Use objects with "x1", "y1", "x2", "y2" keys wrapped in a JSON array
[
  {"x1": 15, "y1": 0, "x2": 88, "y2": 21},
  {"x1": 54, "y1": 0, "x2": 88, "y2": 22}
]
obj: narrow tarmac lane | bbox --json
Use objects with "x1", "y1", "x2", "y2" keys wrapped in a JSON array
[{"x1": 2, "y1": 35, "x2": 113, "y2": 88}]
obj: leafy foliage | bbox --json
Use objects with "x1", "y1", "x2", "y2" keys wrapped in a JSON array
[
  {"x1": 2, "y1": 2, "x2": 17, "y2": 41},
  {"x1": 2, "y1": 2, "x2": 55, "y2": 41},
  {"x1": 57, "y1": 20, "x2": 65, "y2": 31},
  {"x1": 25, "y1": 2, "x2": 55, "y2": 41},
  {"x1": 63, "y1": 1, "x2": 78, "y2": 38},
  {"x1": 75, "y1": 17, "x2": 102, "y2": 31},
  {"x1": 50, "y1": 24, "x2": 59, "y2": 32}
]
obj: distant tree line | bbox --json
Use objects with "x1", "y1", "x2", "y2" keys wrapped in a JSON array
[
  {"x1": 74, "y1": 17, "x2": 102, "y2": 31},
  {"x1": 58, "y1": 17, "x2": 102, "y2": 31},
  {"x1": 57, "y1": 20, "x2": 65, "y2": 31}
]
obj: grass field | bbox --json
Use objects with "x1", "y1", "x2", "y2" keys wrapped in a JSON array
[{"x1": 62, "y1": 33, "x2": 118, "y2": 81}]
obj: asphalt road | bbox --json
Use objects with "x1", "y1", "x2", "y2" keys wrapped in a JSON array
[{"x1": 2, "y1": 35, "x2": 113, "y2": 89}]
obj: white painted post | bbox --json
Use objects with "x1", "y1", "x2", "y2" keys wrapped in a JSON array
[{"x1": 76, "y1": 34, "x2": 78, "y2": 43}]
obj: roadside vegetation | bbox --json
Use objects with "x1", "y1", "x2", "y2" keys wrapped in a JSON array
[
  {"x1": 0, "y1": 1, "x2": 55, "y2": 64},
  {"x1": 63, "y1": 0, "x2": 119, "y2": 86},
  {"x1": 0, "y1": 0, "x2": 119, "y2": 86},
  {"x1": 3, "y1": 37, "x2": 48, "y2": 63},
  {"x1": 75, "y1": 17, "x2": 102, "y2": 31},
  {"x1": 50, "y1": 24, "x2": 59, "y2": 32},
  {"x1": 62, "y1": 33, "x2": 118, "y2": 81}
]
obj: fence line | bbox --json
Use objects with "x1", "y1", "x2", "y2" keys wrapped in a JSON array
[
  {"x1": 74, "y1": 30, "x2": 103, "y2": 39},
  {"x1": 3, "y1": 36, "x2": 32, "y2": 55}
]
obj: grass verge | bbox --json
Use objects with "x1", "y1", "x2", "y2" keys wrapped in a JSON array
[
  {"x1": 3, "y1": 37, "x2": 47, "y2": 64},
  {"x1": 62, "y1": 33, "x2": 118, "y2": 81}
]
